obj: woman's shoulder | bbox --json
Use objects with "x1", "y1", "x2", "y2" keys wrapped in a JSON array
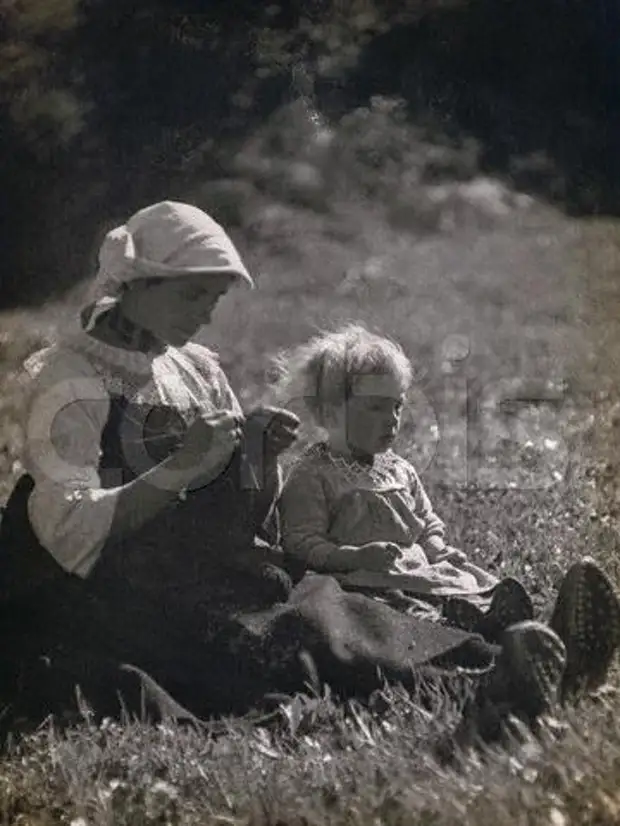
[
  {"x1": 21, "y1": 343, "x2": 112, "y2": 437},
  {"x1": 24, "y1": 341, "x2": 103, "y2": 388}
]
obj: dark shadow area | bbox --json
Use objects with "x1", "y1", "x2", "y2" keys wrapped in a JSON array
[
  {"x1": 1, "y1": 0, "x2": 619, "y2": 309},
  {"x1": 347, "y1": 0, "x2": 620, "y2": 215},
  {"x1": 0, "y1": 0, "x2": 288, "y2": 309}
]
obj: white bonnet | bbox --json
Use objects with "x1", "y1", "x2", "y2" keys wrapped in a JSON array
[{"x1": 83, "y1": 200, "x2": 254, "y2": 330}]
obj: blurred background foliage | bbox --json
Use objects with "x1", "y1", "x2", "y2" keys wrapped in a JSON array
[{"x1": 0, "y1": 0, "x2": 617, "y2": 307}]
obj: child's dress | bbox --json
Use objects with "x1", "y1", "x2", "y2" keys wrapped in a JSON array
[{"x1": 280, "y1": 443, "x2": 498, "y2": 607}]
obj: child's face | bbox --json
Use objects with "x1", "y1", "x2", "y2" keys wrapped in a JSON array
[{"x1": 327, "y1": 373, "x2": 405, "y2": 456}]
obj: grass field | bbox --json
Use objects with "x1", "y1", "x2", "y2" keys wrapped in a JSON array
[{"x1": 2, "y1": 98, "x2": 620, "y2": 824}]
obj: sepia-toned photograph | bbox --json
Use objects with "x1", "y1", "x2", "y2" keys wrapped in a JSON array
[{"x1": 0, "y1": 1, "x2": 619, "y2": 822}]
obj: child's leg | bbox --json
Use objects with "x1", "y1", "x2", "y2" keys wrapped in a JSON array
[
  {"x1": 548, "y1": 558, "x2": 620, "y2": 701},
  {"x1": 477, "y1": 578, "x2": 535, "y2": 641},
  {"x1": 438, "y1": 620, "x2": 566, "y2": 760},
  {"x1": 354, "y1": 587, "x2": 443, "y2": 621},
  {"x1": 442, "y1": 597, "x2": 486, "y2": 632},
  {"x1": 383, "y1": 590, "x2": 444, "y2": 621},
  {"x1": 440, "y1": 564, "x2": 620, "y2": 760}
]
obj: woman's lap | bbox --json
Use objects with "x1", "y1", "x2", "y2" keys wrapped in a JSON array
[{"x1": 0, "y1": 509, "x2": 575, "y2": 743}]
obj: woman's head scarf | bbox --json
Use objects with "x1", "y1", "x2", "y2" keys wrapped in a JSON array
[{"x1": 82, "y1": 200, "x2": 254, "y2": 330}]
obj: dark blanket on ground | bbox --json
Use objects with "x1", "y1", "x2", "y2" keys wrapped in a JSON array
[
  {"x1": 0, "y1": 577, "x2": 495, "y2": 733},
  {"x1": 237, "y1": 574, "x2": 496, "y2": 694}
]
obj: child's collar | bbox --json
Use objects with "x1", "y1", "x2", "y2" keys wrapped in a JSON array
[{"x1": 322, "y1": 441, "x2": 388, "y2": 468}]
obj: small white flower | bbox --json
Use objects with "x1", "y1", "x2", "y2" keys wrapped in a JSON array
[
  {"x1": 149, "y1": 780, "x2": 179, "y2": 799},
  {"x1": 548, "y1": 808, "x2": 567, "y2": 826}
]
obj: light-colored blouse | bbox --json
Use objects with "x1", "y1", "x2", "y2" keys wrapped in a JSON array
[{"x1": 22, "y1": 329, "x2": 242, "y2": 578}]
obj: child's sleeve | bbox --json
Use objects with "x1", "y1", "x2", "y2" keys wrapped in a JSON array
[
  {"x1": 279, "y1": 459, "x2": 348, "y2": 572},
  {"x1": 406, "y1": 463, "x2": 447, "y2": 560}
]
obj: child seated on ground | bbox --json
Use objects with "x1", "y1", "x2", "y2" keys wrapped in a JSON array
[
  {"x1": 274, "y1": 323, "x2": 537, "y2": 638},
  {"x1": 272, "y1": 323, "x2": 620, "y2": 713}
]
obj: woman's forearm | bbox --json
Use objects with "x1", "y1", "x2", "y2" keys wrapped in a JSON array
[
  {"x1": 30, "y1": 447, "x2": 233, "y2": 577},
  {"x1": 106, "y1": 449, "x2": 218, "y2": 537}
]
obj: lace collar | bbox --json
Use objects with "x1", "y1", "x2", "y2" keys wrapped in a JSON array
[{"x1": 308, "y1": 443, "x2": 405, "y2": 490}]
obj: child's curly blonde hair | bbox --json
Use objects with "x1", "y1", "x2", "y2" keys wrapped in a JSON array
[{"x1": 272, "y1": 323, "x2": 413, "y2": 427}]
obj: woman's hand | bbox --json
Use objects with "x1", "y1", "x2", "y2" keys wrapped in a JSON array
[
  {"x1": 244, "y1": 406, "x2": 300, "y2": 457},
  {"x1": 174, "y1": 410, "x2": 243, "y2": 473}
]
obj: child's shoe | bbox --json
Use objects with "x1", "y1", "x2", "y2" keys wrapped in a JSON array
[
  {"x1": 549, "y1": 558, "x2": 620, "y2": 701},
  {"x1": 443, "y1": 578, "x2": 534, "y2": 642},
  {"x1": 477, "y1": 577, "x2": 535, "y2": 643},
  {"x1": 441, "y1": 620, "x2": 566, "y2": 759},
  {"x1": 443, "y1": 596, "x2": 486, "y2": 632}
]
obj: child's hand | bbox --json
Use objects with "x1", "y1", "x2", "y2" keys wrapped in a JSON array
[
  {"x1": 433, "y1": 546, "x2": 468, "y2": 565},
  {"x1": 396, "y1": 543, "x2": 428, "y2": 570},
  {"x1": 356, "y1": 541, "x2": 401, "y2": 573}
]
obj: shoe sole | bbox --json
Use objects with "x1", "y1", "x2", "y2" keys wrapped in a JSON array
[
  {"x1": 549, "y1": 559, "x2": 620, "y2": 700},
  {"x1": 454, "y1": 620, "x2": 566, "y2": 747},
  {"x1": 499, "y1": 620, "x2": 567, "y2": 718},
  {"x1": 479, "y1": 577, "x2": 535, "y2": 642}
]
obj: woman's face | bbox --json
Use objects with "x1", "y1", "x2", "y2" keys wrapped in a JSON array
[{"x1": 122, "y1": 273, "x2": 237, "y2": 345}]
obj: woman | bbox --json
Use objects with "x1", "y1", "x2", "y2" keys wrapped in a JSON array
[
  {"x1": 0, "y1": 201, "x2": 608, "y2": 750},
  {"x1": 0, "y1": 201, "x2": 302, "y2": 722}
]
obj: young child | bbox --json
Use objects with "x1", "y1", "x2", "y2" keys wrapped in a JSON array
[
  {"x1": 275, "y1": 323, "x2": 535, "y2": 634},
  {"x1": 271, "y1": 322, "x2": 620, "y2": 715}
]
